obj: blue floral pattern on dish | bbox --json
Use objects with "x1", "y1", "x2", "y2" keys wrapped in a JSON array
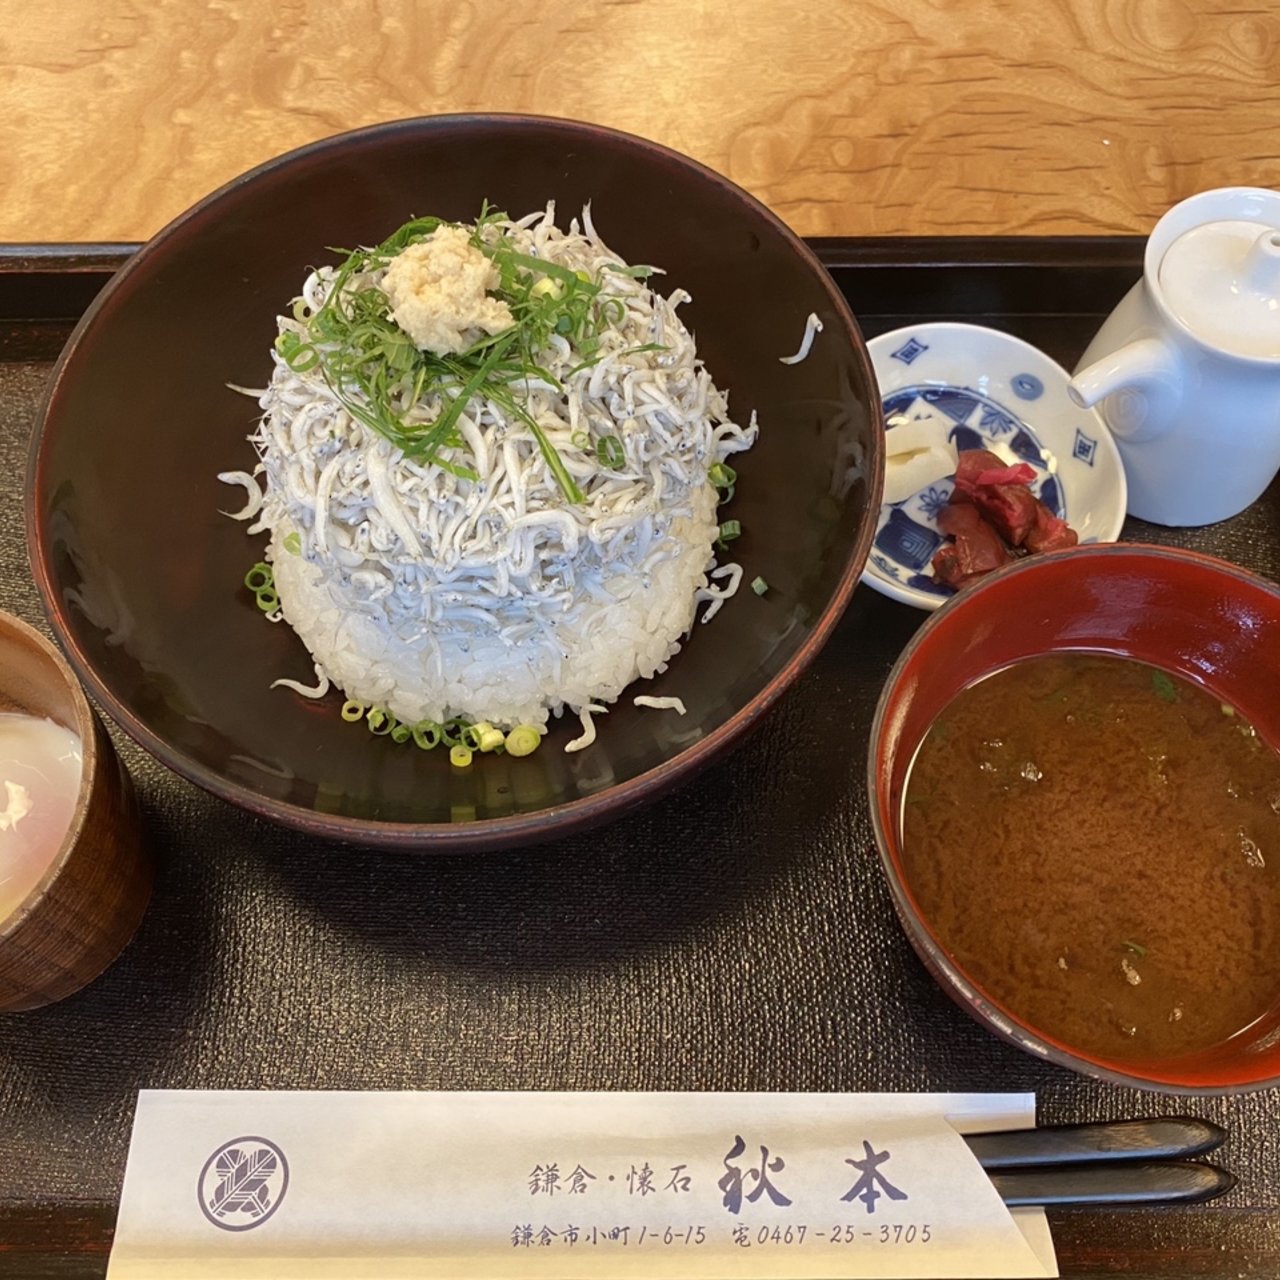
[
  {"x1": 917, "y1": 485, "x2": 951, "y2": 519},
  {"x1": 874, "y1": 382, "x2": 1064, "y2": 596},
  {"x1": 978, "y1": 405, "x2": 1017, "y2": 434}
]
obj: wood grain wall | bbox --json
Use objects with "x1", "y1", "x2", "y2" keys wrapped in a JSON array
[{"x1": 3, "y1": 0, "x2": 1279, "y2": 241}]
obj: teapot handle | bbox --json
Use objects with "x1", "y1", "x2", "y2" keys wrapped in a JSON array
[{"x1": 1068, "y1": 337, "x2": 1183, "y2": 444}]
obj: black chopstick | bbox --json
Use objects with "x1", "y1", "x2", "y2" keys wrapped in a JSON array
[
  {"x1": 964, "y1": 1117, "x2": 1226, "y2": 1169},
  {"x1": 991, "y1": 1161, "x2": 1235, "y2": 1207},
  {"x1": 961, "y1": 1118, "x2": 1233, "y2": 1208}
]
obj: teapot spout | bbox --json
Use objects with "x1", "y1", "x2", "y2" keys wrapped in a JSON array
[
  {"x1": 1068, "y1": 337, "x2": 1182, "y2": 442},
  {"x1": 1069, "y1": 337, "x2": 1179, "y2": 408}
]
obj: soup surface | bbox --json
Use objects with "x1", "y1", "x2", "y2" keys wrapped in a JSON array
[{"x1": 901, "y1": 653, "x2": 1280, "y2": 1062}]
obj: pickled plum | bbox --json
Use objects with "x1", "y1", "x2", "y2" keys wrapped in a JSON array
[{"x1": 931, "y1": 449, "x2": 1079, "y2": 589}]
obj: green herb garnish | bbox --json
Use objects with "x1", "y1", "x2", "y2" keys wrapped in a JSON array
[
  {"x1": 601, "y1": 261, "x2": 655, "y2": 279},
  {"x1": 280, "y1": 208, "x2": 668, "y2": 504},
  {"x1": 1122, "y1": 940, "x2": 1148, "y2": 958},
  {"x1": 1151, "y1": 671, "x2": 1178, "y2": 703}
]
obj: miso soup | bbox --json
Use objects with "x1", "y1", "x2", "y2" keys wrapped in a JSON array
[{"x1": 901, "y1": 652, "x2": 1280, "y2": 1062}]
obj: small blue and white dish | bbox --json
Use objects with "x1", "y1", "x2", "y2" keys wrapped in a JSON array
[{"x1": 863, "y1": 322, "x2": 1127, "y2": 611}]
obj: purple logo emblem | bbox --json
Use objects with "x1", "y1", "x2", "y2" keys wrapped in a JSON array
[{"x1": 198, "y1": 1136, "x2": 289, "y2": 1231}]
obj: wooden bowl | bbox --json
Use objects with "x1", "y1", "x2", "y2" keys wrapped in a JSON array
[
  {"x1": 28, "y1": 115, "x2": 882, "y2": 850},
  {"x1": 0, "y1": 611, "x2": 150, "y2": 1011}
]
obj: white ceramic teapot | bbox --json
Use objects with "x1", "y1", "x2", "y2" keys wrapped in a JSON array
[{"x1": 1069, "y1": 187, "x2": 1280, "y2": 526}]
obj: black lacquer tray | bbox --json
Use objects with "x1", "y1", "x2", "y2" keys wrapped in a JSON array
[{"x1": 0, "y1": 239, "x2": 1277, "y2": 1278}]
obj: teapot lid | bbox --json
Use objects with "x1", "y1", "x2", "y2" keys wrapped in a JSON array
[{"x1": 1158, "y1": 219, "x2": 1280, "y2": 360}]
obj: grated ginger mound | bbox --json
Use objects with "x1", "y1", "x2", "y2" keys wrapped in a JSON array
[{"x1": 381, "y1": 224, "x2": 514, "y2": 356}]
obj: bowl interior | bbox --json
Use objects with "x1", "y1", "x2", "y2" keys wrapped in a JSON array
[
  {"x1": 870, "y1": 544, "x2": 1280, "y2": 1090},
  {"x1": 31, "y1": 117, "x2": 879, "y2": 844}
]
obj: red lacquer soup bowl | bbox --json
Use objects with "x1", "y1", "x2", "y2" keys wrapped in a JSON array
[{"x1": 868, "y1": 543, "x2": 1280, "y2": 1093}]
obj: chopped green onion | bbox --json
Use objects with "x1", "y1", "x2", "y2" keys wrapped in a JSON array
[
  {"x1": 717, "y1": 519, "x2": 742, "y2": 547},
  {"x1": 1122, "y1": 940, "x2": 1148, "y2": 958},
  {"x1": 461, "y1": 723, "x2": 499, "y2": 751},
  {"x1": 1151, "y1": 671, "x2": 1178, "y2": 703},
  {"x1": 471, "y1": 722, "x2": 505, "y2": 752},
  {"x1": 505, "y1": 725, "x2": 542, "y2": 757},
  {"x1": 274, "y1": 330, "x2": 321, "y2": 373},
  {"x1": 339, "y1": 702, "x2": 532, "y2": 760},
  {"x1": 570, "y1": 430, "x2": 591, "y2": 450},
  {"x1": 751, "y1": 576, "x2": 769, "y2": 596},
  {"x1": 708, "y1": 462, "x2": 737, "y2": 489},
  {"x1": 244, "y1": 563, "x2": 273, "y2": 592},
  {"x1": 254, "y1": 589, "x2": 278, "y2": 612},
  {"x1": 367, "y1": 707, "x2": 395, "y2": 736},
  {"x1": 596, "y1": 435, "x2": 625, "y2": 470},
  {"x1": 283, "y1": 531, "x2": 302, "y2": 555},
  {"x1": 529, "y1": 277, "x2": 563, "y2": 301}
]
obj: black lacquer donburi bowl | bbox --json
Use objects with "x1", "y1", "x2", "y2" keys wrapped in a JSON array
[{"x1": 28, "y1": 115, "x2": 882, "y2": 849}]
